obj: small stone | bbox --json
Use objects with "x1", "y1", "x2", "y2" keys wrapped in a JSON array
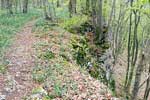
[
  {"x1": 17, "y1": 85, "x2": 25, "y2": 90},
  {"x1": 16, "y1": 72, "x2": 20, "y2": 77},
  {"x1": 0, "y1": 94, "x2": 6, "y2": 100},
  {"x1": 30, "y1": 94, "x2": 42, "y2": 100}
]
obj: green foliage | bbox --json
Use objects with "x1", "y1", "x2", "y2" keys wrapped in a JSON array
[
  {"x1": 32, "y1": 65, "x2": 51, "y2": 83},
  {"x1": 89, "y1": 68, "x2": 100, "y2": 78},
  {"x1": 33, "y1": 18, "x2": 59, "y2": 35},
  {"x1": 45, "y1": 95, "x2": 56, "y2": 99},
  {"x1": 59, "y1": 52, "x2": 70, "y2": 61},
  {"x1": 109, "y1": 78, "x2": 116, "y2": 95},
  {"x1": 54, "y1": 83, "x2": 63, "y2": 97},
  {"x1": 40, "y1": 49, "x2": 55, "y2": 60},
  {"x1": 32, "y1": 87, "x2": 47, "y2": 95},
  {"x1": 60, "y1": 15, "x2": 88, "y2": 33},
  {"x1": 45, "y1": 83, "x2": 67, "y2": 99},
  {"x1": 0, "y1": 64, "x2": 6, "y2": 74},
  {"x1": 0, "y1": 10, "x2": 40, "y2": 55},
  {"x1": 56, "y1": 7, "x2": 70, "y2": 20},
  {"x1": 35, "y1": 18, "x2": 48, "y2": 27},
  {"x1": 71, "y1": 36, "x2": 89, "y2": 66}
]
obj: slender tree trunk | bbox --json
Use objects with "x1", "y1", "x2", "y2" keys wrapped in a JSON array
[
  {"x1": 43, "y1": 0, "x2": 52, "y2": 20},
  {"x1": 18, "y1": 0, "x2": 22, "y2": 13},
  {"x1": 144, "y1": 64, "x2": 150, "y2": 100},
  {"x1": 69, "y1": 0, "x2": 76, "y2": 17},
  {"x1": 131, "y1": 52, "x2": 145, "y2": 100},
  {"x1": 124, "y1": 0, "x2": 133, "y2": 92},
  {"x1": 7, "y1": 0, "x2": 13, "y2": 14},
  {"x1": 86, "y1": 0, "x2": 90, "y2": 13},
  {"x1": 23, "y1": 0, "x2": 28, "y2": 13},
  {"x1": 57, "y1": 0, "x2": 60, "y2": 7},
  {"x1": 1, "y1": 0, "x2": 5, "y2": 9},
  {"x1": 96, "y1": 0, "x2": 103, "y2": 43},
  {"x1": 91, "y1": 0, "x2": 97, "y2": 29},
  {"x1": 14, "y1": 0, "x2": 18, "y2": 13},
  {"x1": 126, "y1": 11, "x2": 140, "y2": 92}
]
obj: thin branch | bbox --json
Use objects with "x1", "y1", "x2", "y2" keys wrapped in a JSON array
[{"x1": 138, "y1": 74, "x2": 150, "y2": 89}]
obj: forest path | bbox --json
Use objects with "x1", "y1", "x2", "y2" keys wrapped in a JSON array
[
  {"x1": 0, "y1": 20, "x2": 112, "y2": 100},
  {"x1": 0, "y1": 20, "x2": 38, "y2": 100}
]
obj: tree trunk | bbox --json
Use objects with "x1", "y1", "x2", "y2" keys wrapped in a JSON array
[
  {"x1": 23, "y1": 0, "x2": 28, "y2": 13},
  {"x1": 86, "y1": 0, "x2": 90, "y2": 13},
  {"x1": 144, "y1": 64, "x2": 150, "y2": 100},
  {"x1": 43, "y1": 0, "x2": 52, "y2": 20},
  {"x1": 131, "y1": 52, "x2": 145, "y2": 100},
  {"x1": 7, "y1": 0, "x2": 13, "y2": 14},
  {"x1": 96, "y1": 0, "x2": 103, "y2": 43},
  {"x1": 1, "y1": 0, "x2": 5, "y2": 9},
  {"x1": 91, "y1": 0, "x2": 97, "y2": 28},
  {"x1": 18, "y1": 0, "x2": 22, "y2": 13},
  {"x1": 69, "y1": 0, "x2": 76, "y2": 17},
  {"x1": 124, "y1": 0, "x2": 133, "y2": 93},
  {"x1": 57, "y1": 0, "x2": 60, "y2": 7}
]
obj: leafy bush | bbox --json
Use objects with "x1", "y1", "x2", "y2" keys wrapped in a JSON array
[
  {"x1": 60, "y1": 15, "x2": 88, "y2": 33},
  {"x1": 71, "y1": 36, "x2": 89, "y2": 66}
]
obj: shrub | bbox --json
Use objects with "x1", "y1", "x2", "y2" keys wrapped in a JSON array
[
  {"x1": 71, "y1": 36, "x2": 89, "y2": 66},
  {"x1": 60, "y1": 15, "x2": 88, "y2": 33}
]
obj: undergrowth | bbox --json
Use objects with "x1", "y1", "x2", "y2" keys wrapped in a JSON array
[
  {"x1": 28, "y1": 18, "x2": 112, "y2": 99},
  {"x1": 60, "y1": 15, "x2": 88, "y2": 33}
]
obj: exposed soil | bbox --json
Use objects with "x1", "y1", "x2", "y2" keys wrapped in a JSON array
[{"x1": 0, "y1": 21, "x2": 38, "y2": 100}]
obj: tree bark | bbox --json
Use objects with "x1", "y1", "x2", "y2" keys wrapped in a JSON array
[
  {"x1": 23, "y1": 0, "x2": 28, "y2": 13},
  {"x1": 144, "y1": 64, "x2": 150, "y2": 100},
  {"x1": 131, "y1": 52, "x2": 145, "y2": 100},
  {"x1": 7, "y1": 0, "x2": 13, "y2": 14},
  {"x1": 86, "y1": 0, "x2": 90, "y2": 13},
  {"x1": 96, "y1": 0, "x2": 103, "y2": 43},
  {"x1": 124, "y1": 0, "x2": 133, "y2": 93},
  {"x1": 1, "y1": 0, "x2": 5, "y2": 9},
  {"x1": 43, "y1": 0, "x2": 52, "y2": 20},
  {"x1": 69, "y1": 0, "x2": 76, "y2": 17}
]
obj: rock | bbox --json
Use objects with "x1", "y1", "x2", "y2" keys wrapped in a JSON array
[
  {"x1": 15, "y1": 72, "x2": 20, "y2": 77},
  {"x1": 29, "y1": 94, "x2": 42, "y2": 100},
  {"x1": 26, "y1": 87, "x2": 48, "y2": 100},
  {"x1": 0, "y1": 94, "x2": 6, "y2": 100}
]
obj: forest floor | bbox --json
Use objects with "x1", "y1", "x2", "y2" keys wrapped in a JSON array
[
  {"x1": 0, "y1": 20, "x2": 39, "y2": 100},
  {"x1": 0, "y1": 20, "x2": 114, "y2": 100}
]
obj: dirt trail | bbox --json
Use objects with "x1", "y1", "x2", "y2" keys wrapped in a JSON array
[{"x1": 0, "y1": 21, "x2": 38, "y2": 100}]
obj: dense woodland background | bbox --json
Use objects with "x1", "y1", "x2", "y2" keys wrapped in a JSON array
[{"x1": 0, "y1": 0, "x2": 150, "y2": 100}]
